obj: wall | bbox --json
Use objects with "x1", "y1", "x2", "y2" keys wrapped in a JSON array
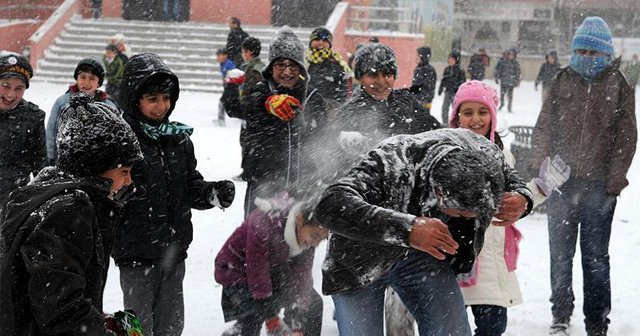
[
  {"x1": 28, "y1": 0, "x2": 81, "y2": 69},
  {"x1": 98, "y1": 0, "x2": 271, "y2": 25},
  {"x1": 0, "y1": 21, "x2": 39, "y2": 53},
  {"x1": 0, "y1": 0, "x2": 63, "y2": 19}
]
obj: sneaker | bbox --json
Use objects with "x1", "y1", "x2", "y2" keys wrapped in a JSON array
[
  {"x1": 221, "y1": 322, "x2": 242, "y2": 336},
  {"x1": 550, "y1": 318, "x2": 570, "y2": 335}
]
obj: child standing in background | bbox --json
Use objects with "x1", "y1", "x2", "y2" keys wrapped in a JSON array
[
  {"x1": 103, "y1": 44, "x2": 125, "y2": 101},
  {"x1": 216, "y1": 48, "x2": 236, "y2": 126},
  {"x1": 449, "y1": 80, "x2": 570, "y2": 336}
]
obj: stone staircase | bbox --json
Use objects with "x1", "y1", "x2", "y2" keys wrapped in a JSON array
[{"x1": 32, "y1": 17, "x2": 313, "y2": 93}]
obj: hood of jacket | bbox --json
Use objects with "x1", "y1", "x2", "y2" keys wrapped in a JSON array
[{"x1": 117, "y1": 53, "x2": 180, "y2": 123}]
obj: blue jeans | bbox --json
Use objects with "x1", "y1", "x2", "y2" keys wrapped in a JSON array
[
  {"x1": 470, "y1": 305, "x2": 507, "y2": 336},
  {"x1": 163, "y1": 0, "x2": 180, "y2": 21},
  {"x1": 547, "y1": 178, "x2": 616, "y2": 333},
  {"x1": 333, "y1": 250, "x2": 471, "y2": 336}
]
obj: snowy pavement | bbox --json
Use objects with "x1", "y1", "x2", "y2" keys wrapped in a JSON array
[{"x1": 29, "y1": 80, "x2": 640, "y2": 335}]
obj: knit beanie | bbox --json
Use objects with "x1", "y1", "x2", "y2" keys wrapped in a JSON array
[
  {"x1": 57, "y1": 92, "x2": 143, "y2": 177},
  {"x1": 417, "y1": 46, "x2": 432, "y2": 63},
  {"x1": 353, "y1": 43, "x2": 397, "y2": 80},
  {"x1": 263, "y1": 26, "x2": 308, "y2": 79},
  {"x1": 74, "y1": 57, "x2": 106, "y2": 86},
  {"x1": 450, "y1": 80, "x2": 499, "y2": 141},
  {"x1": 309, "y1": 26, "x2": 333, "y2": 47},
  {"x1": 0, "y1": 54, "x2": 33, "y2": 88},
  {"x1": 571, "y1": 16, "x2": 614, "y2": 56}
]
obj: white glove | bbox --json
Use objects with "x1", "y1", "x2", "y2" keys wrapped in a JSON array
[
  {"x1": 339, "y1": 131, "x2": 369, "y2": 154},
  {"x1": 534, "y1": 155, "x2": 571, "y2": 196}
]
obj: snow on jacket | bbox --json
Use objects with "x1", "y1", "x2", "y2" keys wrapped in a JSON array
[
  {"x1": 0, "y1": 167, "x2": 121, "y2": 335},
  {"x1": 438, "y1": 64, "x2": 466, "y2": 95},
  {"x1": 495, "y1": 59, "x2": 521, "y2": 88},
  {"x1": 317, "y1": 129, "x2": 533, "y2": 295},
  {"x1": 411, "y1": 60, "x2": 437, "y2": 104},
  {"x1": 111, "y1": 53, "x2": 215, "y2": 265},
  {"x1": 0, "y1": 99, "x2": 46, "y2": 205},
  {"x1": 46, "y1": 85, "x2": 117, "y2": 161},
  {"x1": 532, "y1": 58, "x2": 637, "y2": 195},
  {"x1": 214, "y1": 200, "x2": 315, "y2": 308}
]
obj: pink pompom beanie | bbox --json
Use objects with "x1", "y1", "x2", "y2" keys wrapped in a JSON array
[{"x1": 449, "y1": 80, "x2": 499, "y2": 141}]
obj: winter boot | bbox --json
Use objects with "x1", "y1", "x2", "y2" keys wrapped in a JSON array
[
  {"x1": 549, "y1": 317, "x2": 570, "y2": 336},
  {"x1": 221, "y1": 322, "x2": 242, "y2": 336}
]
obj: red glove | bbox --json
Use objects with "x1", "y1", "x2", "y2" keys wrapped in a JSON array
[
  {"x1": 265, "y1": 94, "x2": 300, "y2": 121},
  {"x1": 265, "y1": 317, "x2": 286, "y2": 335},
  {"x1": 224, "y1": 69, "x2": 245, "y2": 85}
]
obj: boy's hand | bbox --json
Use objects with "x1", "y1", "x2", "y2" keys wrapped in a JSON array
[
  {"x1": 493, "y1": 192, "x2": 528, "y2": 226},
  {"x1": 409, "y1": 217, "x2": 459, "y2": 260},
  {"x1": 209, "y1": 180, "x2": 235, "y2": 208},
  {"x1": 265, "y1": 94, "x2": 300, "y2": 121}
]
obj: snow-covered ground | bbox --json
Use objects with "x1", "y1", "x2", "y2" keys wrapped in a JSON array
[{"x1": 29, "y1": 80, "x2": 640, "y2": 335}]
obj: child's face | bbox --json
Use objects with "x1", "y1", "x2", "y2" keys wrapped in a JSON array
[
  {"x1": 310, "y1": 39, "x2": 330, "y2": 50},
  {"x1": 77, "y1": 71, "x2": 100, "y2": 94},
  {"x1": 295, "y1": 215, "x2": 329, "y2": 249},
  {"x1": 272, "y1": 58, "x2": 301, "y2": 89},
  {"x1": 447, "y1": 57, "x2": 456, "y2": 66},
  {"x1": 241, "y1": 49, "x2": 253, "y2": 62},
  {"x1": 0, "y1": 77, "x2": 26, "y2": 112},
  {"x1": 458, "y1": 101, "x2": 491, "y2": 138},
  {"x1": 139, "y1": 92, "x2": 172, "y2": 122},
  {"x1": 216, "y1": 53, "x2": 228, "y2": 63},
  {"x1": 105, "y1": 50, "x2": 115, "y2": 59},
  {"x1": 360, "y1": 71, "x2": 394, "y2": 101},
  {"x1": 99, "y1": 166, "x2": 132, "y2": 200}
]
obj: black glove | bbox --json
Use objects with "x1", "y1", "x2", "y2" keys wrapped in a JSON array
[{"x1": 209, "y1": 180, "x2": 235, "y2": 208}]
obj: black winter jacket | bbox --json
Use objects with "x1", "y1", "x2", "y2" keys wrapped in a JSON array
[
  {"x1": 317, "y1": 129, "x2": 533, "y2": 295},
  {"x1": 112, "y1": 54, "x2": 214, "y2": 265},
  {"x1": 467, "y1": 53, "x2": 490, "y2": 80},
  {"x1": 0, "y1": 100, "x2": 46, "y2": 205},
  {"x1": 438, "y1": 65, "x2": 466, "y2": 95},
  {"x1": 411, "y1": 61, "x2": 437, "y2": 104},
  {"x1": 495, "y1": 59, "x2": 521, "y2": 88},
  {"x1": 0, "y1": 167, "x2": 120, "y2": 335},
  {"x1": 535, "y1": 61, "x2": 562, "y2": 89},
  {"x1": 226, "y1": 27, "x2": 249, "y2": 67},
  {"x1": 307, "y1": 58, "x2": 349, "y2": 104},
  {"x1": 241, "y1": 78, "x2": 308, "y2": 187}
]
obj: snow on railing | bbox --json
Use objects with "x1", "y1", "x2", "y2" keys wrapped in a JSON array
[{"x1": 29, "y1": 0, "x2": 77, "y2": 44}]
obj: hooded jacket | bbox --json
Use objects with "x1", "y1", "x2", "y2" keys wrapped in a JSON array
[
  {"x1": 532, "y1": 59, "x2": 637, "y2": 195},
  {"x1": 317, "y1": 129, "x2": 533, "y2": 295},
  {"x1": 112, "y1": 53, "x2": 214, "y2": 264},
  {"x1": 411, "y1": 47, "x2": 437, "y2": 104},
  {"x1": 0, "y1": 99, "x2": 46, "y2": 205},
  {"x1": 0, "y1": 167, "x2": 121, "y2": 336}
]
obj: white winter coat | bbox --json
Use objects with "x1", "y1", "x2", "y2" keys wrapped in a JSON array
[{"x1": 460, "y1": 149, "x2": 545, "y2": 307}]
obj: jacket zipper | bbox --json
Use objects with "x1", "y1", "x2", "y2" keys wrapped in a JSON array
[{"x1": 576, "y1": 82, "x2": 592, "y2": 175}]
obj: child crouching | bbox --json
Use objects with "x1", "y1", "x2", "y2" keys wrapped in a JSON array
[{"x1": 215, "y1": 194, "x2": 328, "y2": 336}]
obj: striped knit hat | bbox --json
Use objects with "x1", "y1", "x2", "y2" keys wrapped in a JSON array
[{"x1": 571, "y1": 16, "x2": 614, "y2": 56}]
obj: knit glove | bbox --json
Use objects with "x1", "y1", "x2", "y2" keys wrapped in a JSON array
[
  {"x1": 104, "y1": 310, "x2": 144, "y2": 336},
  {"x1": 208, "y1": 180, "x2": 235, "y2": 209},
  {"x1": 265, "y1": 94, "x2": 300, "y2": 121},
  {"x1": 224, "y1": 68, "x2": 245, "y2": 85},
  {"x1": 534, "y1": 155, "x2": 571, "y2": 197}
]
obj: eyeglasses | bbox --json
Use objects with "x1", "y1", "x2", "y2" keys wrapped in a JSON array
[{"x1": 273, "y1": 61, "x2": 300, "y2": 72}]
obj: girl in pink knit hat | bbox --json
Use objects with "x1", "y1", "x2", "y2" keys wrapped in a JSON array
[{"x1": 449, "y1": 80, "x2": 570, "y2": 335}]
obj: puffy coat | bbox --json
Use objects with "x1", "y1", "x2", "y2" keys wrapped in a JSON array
[
  {"x1": 495, "y1": 59, "x2": 521, "y2": 88},
  {"x1": 317, "y1": 129, "x2": 533, "y2": 295},
  {"x1": 226, "y1": 27, "x2": 249, "y2": 67},
  {"x1": 532, "y1": 59, "x2": 637, "y2": 196},
  {"x1": 215, "y1": 200, "x2": 315, "y2": 313},
  {"x1": 46, "y1": 85, "x2": 117, "y2": 161},
  {"x1": 307, "y1": 54, "x2": 349, "y2": 104},
  {"x1": 0, "y1": 167, "x2": 121, "y2": 336},
  {"x1": 535, "y1": 60, "x2": 561, "y2": 89},
  {"x1": 438, "y1": 64, "x2": 466, "y2": 95},
  {"x1": 468, "y1": 53, "x2": 490, "y2": 81},
  {"x1": 111, "y1": 53, "x2": 215, "y2": 265},
  {"x1": 0, "y1": 100, "x2": 46, "y2": 205},
  {"x1": 411, "y1": 60, "x2": 437, "y2": 104}
]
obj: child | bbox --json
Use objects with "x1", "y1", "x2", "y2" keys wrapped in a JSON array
[
  {"x1": 216, "y1": 48, "x2": 236, "y2": 126},
  {"x1": 411, "y1": 46, "x2": 437, "y2": 112},
  {"x1": 47, "y1": 57, "x2": 115, "y2": 163},
  {"x1": 103, "y1": 44, "x2": 125, "y2": 101},
  {"x1": 438, "y1": 50, "x2": 466, "y2": 124},
  {"x1": 112, "y1": 53, "x2": 236, "y2": 336},
  {"x1": 449, "y1": 80, "x2": 570, "y2": 335},
  {"x1": 215, "y1": 194, "x2": 327, "y2": 336},
  {"x1": 0, "y1": 54, "x2": 46, "y2": 205},
  {"x1": 0, "y1": 92, "x2": 143, "y2": 335},
  {"x1": 494, "y1": 49, "x2": 520, "y2": 113}
]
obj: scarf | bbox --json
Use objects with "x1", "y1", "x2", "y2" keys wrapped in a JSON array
[
  {"x1": 306, "y1": 48, "x2": 352, "y2": 75},
  {"x1": 138, "y1": 120, "x2": 194, "y2": 140},
  {"x1": 570, "y1": 54, "x2": 612, "y2": 79}
]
